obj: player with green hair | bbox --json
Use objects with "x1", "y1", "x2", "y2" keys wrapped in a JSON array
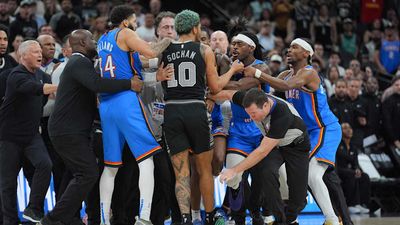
[{"x1": 160, "y1": 9, "x2": 243, "y2": 225}]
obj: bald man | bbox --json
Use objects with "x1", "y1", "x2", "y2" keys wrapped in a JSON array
[
  {"x1": 41, "y1": 29, "x2": 141, "y2": 225},
  {"x1": 210, "y1": 30, "x2": 229, "y2": 55},
  {"x1": 37, "y1": 34, "x2": 59, "y2": 75}
]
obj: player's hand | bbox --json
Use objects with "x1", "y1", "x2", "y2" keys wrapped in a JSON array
[
  {"x1": 243, "y1": 66, "x2": 257, "y2": 78},
  {"x1": 156, "y1": 62, "x2": 174, "y2": 81},
  {"x1": 131, "y1": 75, "x2": 143, "y2": 93},
  {"x1": 219, "y1": 168, "x2": 237, "y2": 184},
  {"x1": 206, "y1": 98, "x2": 215, "y2": 113},
  {"x1": 230, "y1": 60, "x2": 244, "y2": 74}
]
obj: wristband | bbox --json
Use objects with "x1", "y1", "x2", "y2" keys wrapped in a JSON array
[
  {"x1": 149, "y1": 58, "x2": 159, "y2": 69},
  {"x1": 255, "y1": 69, "x2": 262, "y2": 78}
]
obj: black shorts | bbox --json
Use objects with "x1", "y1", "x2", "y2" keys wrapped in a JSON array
[{"x1": 164, "y1": 102, "x2": 211, "y2": 155}]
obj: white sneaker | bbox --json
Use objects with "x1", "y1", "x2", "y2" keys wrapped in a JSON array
[
  {"x1": 356, "y1": 205, "x2": 370, "y2": 214},
  {"x1": 263, "y1": 215, "x2": 274, "y2": 225},
  {"x1": 348, "y1": 206, "x2": 361, "y2": 214}
]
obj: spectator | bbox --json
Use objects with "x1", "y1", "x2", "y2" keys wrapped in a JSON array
[
  {"x1": 347, "y1": 78, "x2": 367, "y2": 149},
  {"x1": 136, "y1": 13, "x2": 156, "y2": 42},
  {"x1": 6, "y1": 0, "x2": 17, "y2": 16},
  {"x1": 0, "y1": 0, "x2": 13, "y2": 26},
  {"x1": 49, "y1": 0, "x2": 81, "y2": 40},
  {"x1": 149, "y1": 0, "x2": 161, "y2": 16},
  {"x1": 327, "y1": 66, "x2": 340, "y2": 87},
  {"x1": 336, "y1": 123, "x2": 370, "y2": 214},
  {"x1": 328, "y1": 79, "x2": 357, "y2": 127},
  {"x1": 200, "y1": 14, "x2": 213, "y2": 34},
  {"x1": 249, "y1": 0, "x2": 272, "y2": 21},
  {"x1": 30, "y1": 0, "x2": 46, "y2": 29},
  {"x1": 130, "y1": 0, "x2": 145, "y2": 27},
  {"x1": 96, "y1": 0, "x2": 111, "y2": 18},
  {"x1": 349, "y1": 59, "x2": 363, "y2": 79},
  {"x1": 268, "y1": 54, "x2": 282, "y2": 76},
  {"x1": 257, "y1": 20, "x2": 275, "y2": 53},
  {"x1": 328, "y1": 51, "x2": 345, "y2": 77},
  {"x1": 91, "y1": 16, "x2": 108, "y2": 41},
  {"x1": 382, "y1": 76, "x2": 400, "y2": 149},
  {"x1": 313, "y1": 42, "x2": 327, "y2": 70},
  {"x1": 374, "y1": 22, "x2": 400, "y2": 75},
  {"x1": 210, "y1": 30, "x2": 228, "y2": 55},
  {"x1": 360, "y1": 0, "x2": 384, "y2": 24},
  {"x1": 8, "y1": 34, "x2": 23, "y2": 63},
  {"x1": 311, "y1": 4, "x2": 337, "y2": 52},
  {"x1": 43, "y1": 0, "x2": 60, "y2": 23},
  {"x1": 272, "y1": 0, "x2": 293, "y2": 41},
  {"x1": 344, "y1": 68, "x2": 354, "y2": 81},
  {"x1": 80, "y1": 0, "x2": 97, "y2": 29},
  {"x1": 287, "y1": 0, "x2": 314, "y2": 41},
  {"x1": 273, "y1": 36, "x2": 285, "y2": 55},
  {"x1": 0, "y1": 40, "x2": 55, "y2": 224},
  {"x1": 340, "y1": 18, "x2": 358, "y2": 58},
  {"x1": 8, "y1": 0, "x2": 39, "y2": 44},
  {"x1": 364, "y1": 28, "x2": 382, "y2": 62},
  {"x1": 362, "y1": 76, "x2": 382, "y2": 138}
]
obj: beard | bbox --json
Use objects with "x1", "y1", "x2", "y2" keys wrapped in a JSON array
[{"x1": 127, "y1": 24, "x2": 136, "y2": 31}]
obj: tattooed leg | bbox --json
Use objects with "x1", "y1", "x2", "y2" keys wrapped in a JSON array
[
  {"x1": 171, "y1": 150, "x2": 191, "y2": 214},
  {"x1": 194, "y1": 149, "x2": 214, "y2": 212}
]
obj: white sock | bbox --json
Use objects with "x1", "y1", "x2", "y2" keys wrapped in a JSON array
[
  {"x1": 99, "y1": 167, "x2": 119, "y2": 225},
  {"x1": 308, "y1": 157, "x2": 339, "y2": 225},
  {"x1": 138, "y1": 157, "x2": 155, "y2": 221},
  {"x1": 225, "y1": 153, "x2": 245, "y2": 189},
  {"x1": 192, "y1": 209, "x2": 201, "y2": 221}
]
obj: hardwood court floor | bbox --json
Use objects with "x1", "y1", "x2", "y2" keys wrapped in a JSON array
[{"x1": 298, "y1": 214, "x2": 400, "y2": 225}]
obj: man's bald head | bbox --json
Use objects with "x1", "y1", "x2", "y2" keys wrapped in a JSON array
[
  {"x1": 69, "y1": 29, "x2": 97, "y2": 59},
  {"x1": 37, "y1": 34, "x2": 56, "y2": 61},
  {"x1": 210, "y1": 30, "x2": 228, "y2": 54}
]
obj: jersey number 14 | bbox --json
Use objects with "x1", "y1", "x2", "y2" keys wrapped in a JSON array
[
  {"x1": 99, "y1": 55, "x2": 116, "y2": 78},
  {"x1": 167, "y1": 62, "x2": 196, "y2": 88}
]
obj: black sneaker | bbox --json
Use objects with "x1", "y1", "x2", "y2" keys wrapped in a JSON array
[
  {"x1": 22, "y1": 207, "x2": 43, "y2": 223},
  {"x1": 38, "y1": 216, "x2": 64, "y2": 225}
]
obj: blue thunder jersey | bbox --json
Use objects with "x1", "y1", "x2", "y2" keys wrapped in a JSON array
[
  {"x1": 285, "y1": 65, "x2": 338, "y2": 131},
  {"x1": 229, "y1": 59, "x2": 269, "y2": 136},
  {"x1": 379, "y1": 39, "x2": 400, "y2": 74},
  {"x1": 97, "y1": 28, "x2": 142, "y2": 96}
]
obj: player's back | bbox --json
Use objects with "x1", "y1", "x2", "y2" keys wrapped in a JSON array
[{"x1": 161, "y1": 41, "x2": 206, "y2": 101}]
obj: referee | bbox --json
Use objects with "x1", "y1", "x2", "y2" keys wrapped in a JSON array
[
  {"x1": 39, "y1": 29, "x2": 141, "y2": 225},
  {"x1": 218, "y1": 88, "x2": 310, "y2": 225}
]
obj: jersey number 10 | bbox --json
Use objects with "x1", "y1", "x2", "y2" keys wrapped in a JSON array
[
  {"x1": 167, "y1": 62, "x2": 196, "y2": 88},
  {"x1": 99, "y1": 55, "x2": 116, "y2": 78}
]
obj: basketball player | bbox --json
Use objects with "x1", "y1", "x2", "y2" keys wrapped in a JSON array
[
  {"x1": 221, "y1": 31, "x2": 270, "y2": 225},
  {"x1": 97, "y1": 6, "x2": 171, "y2": 225},
  {"x1": 244, "y1": 38, "x2": 342, "y2": 225},
  {"x1": 160, "y1": 9, "x2": 243, "y2": 225}
]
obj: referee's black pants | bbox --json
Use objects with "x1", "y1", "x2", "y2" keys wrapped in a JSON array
[
  {"x1": 0, "y1": 134, "x2": 52, "y2": 225},
  {"x1": 261, "y1": 140, "x2": 309, "y2": 224},
  {"x1": 47, "y1": 134, "x2": 99, "y2": 224}
]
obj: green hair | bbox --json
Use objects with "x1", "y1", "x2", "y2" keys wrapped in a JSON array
[{"x1": 175, "y1": 10, "x2": 200, "y2": 35}]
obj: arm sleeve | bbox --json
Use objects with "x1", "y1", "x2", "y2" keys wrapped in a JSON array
[
  {"x1": 232, "y1": 90, "x2": 246, "y2": 106},
  {"x1": 266, "y1": 105, "x2": 293, "y2": 139},
  {"x1": 12, "y1": 72, "x2": 44, "y2": 95},
  {"x1": 71, "y1": 58, "x2": 131, "y2": 93}
]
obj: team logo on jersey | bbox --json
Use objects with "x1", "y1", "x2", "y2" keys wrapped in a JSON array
[{"x1": 286, "y1": 89, "x2": 300, "y2": 100}]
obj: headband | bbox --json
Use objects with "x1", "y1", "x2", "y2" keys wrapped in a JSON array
[
  {"x1": 233, "y1": 34, "x2": 256, "y2": 48},
  {"x1": 291, "y1": 38, "x2": 314, "y2": 57}
]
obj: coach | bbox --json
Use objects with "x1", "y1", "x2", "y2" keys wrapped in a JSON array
[{"x1": 0, "y1": 40, "x2": 57, "y2": 224}]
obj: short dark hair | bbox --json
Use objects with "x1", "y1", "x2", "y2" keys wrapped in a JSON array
[
  {"x1": 110, "y1": 5, "x2": 135, "y2": 27},
  {"x1": 0, "y1": 24, "x2": 8, "y2": 37},
  {"x1": 335, "y1": 78, "x2": 347, "y2": 86},
  {"x1": 243, "y1": 88, "x2": 268, "y2": 109}
]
